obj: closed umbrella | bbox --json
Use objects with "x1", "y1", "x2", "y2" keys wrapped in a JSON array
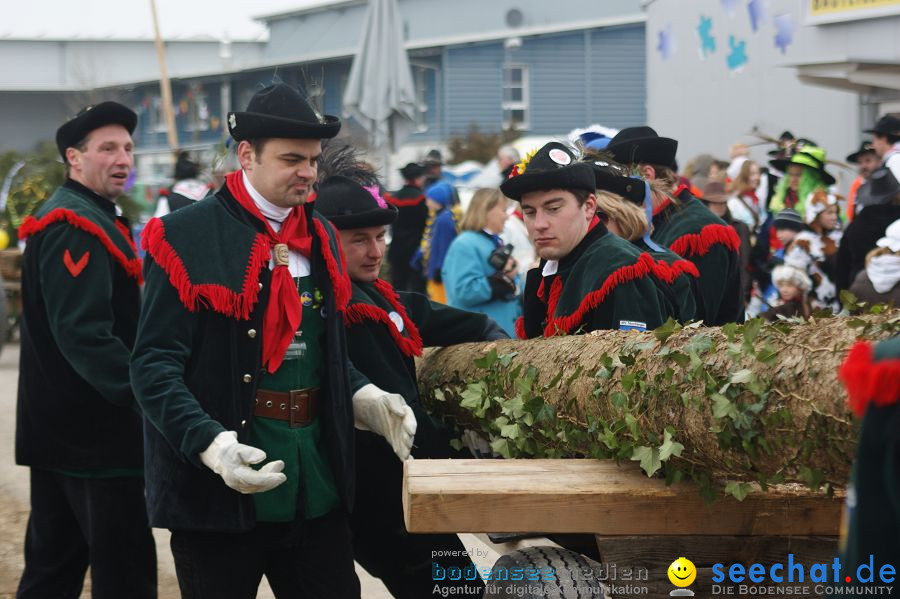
[{"x1": 343, "y1": 0, "x2": 417, "y2": 176}]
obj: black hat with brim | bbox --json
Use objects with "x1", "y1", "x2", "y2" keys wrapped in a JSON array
[
  {"x1": 846, "y1": 141, "x2": 876, "y2": 164},
  {"x1": 399, "y1": 162, "x2": 426, "y2": 180},
  {"x1": 315, "y1": 175, "x2": 397, "y2": 229},
  {"x1": 589, "y1": 162, "x2": 646, "y2": 204},
  {"x1": 769, "y1": 150, "x2": 836, "y2": 186},
  {"x1": 56, "y1": 101, "x2": 137, "y2": 159},
  {"x1": 606, "y1": 126, "x2": 678, "y2": 168},
  {"x1": 228, "y1": 83, "x2": 340, "y2": 142},
  {"x1": 500, "y1": 142, "x2": 596, "y2": 202},
  {"x1": 856, "y1": 168, "x2": 900, "y2": 207},
  {"x1": 863, "y1": 115, "x2": 900, "y2": 137}
]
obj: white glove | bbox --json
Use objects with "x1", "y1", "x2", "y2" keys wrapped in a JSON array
[
  {"x1": 199, "y1": 431, "x2": 287, "y2": 494},
  {"x1": 352, "y1": 384, "x2": 417, "y2": 461}
]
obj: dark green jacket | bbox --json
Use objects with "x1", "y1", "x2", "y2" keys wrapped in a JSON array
[
  {"x1": 835, "y1": 336, "x2": 900, "y2": 592},
  {"x1": 385, "y1": 184, "x2": 428, "y2": 268},
  {"x1": 633, "y1": 238, "x2": 699, "y2": 324},
  {"x1": 651, "y1": 189, "x2": 744, "y2": 325},
  {"x1": 131, "y1": 185, "x2": 365, "y2": 532},
  {"x1": 344, "y1": 279, "x2": 504, "y2": 456},
  {"x1": 17, "y1": 179, "x2": 143, "y2": 470},
  {"x1": 519, "y1": 222, "x2": 673, "y2": 339}
]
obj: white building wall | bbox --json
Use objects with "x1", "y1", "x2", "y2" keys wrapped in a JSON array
[{"x1": 645, "y1": 0, "x2": 863, "y2": 192}]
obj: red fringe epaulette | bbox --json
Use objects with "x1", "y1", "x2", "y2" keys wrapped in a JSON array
[
  {"x1": 313, "y1": 218, "x2": 351, "y2": 313},
  {"x1": 343, "y1": 278, "x2": 423, "y2": 357},
  {"x1": 141, "y1": 217, "x2": 269, "y2": 319},
  {"x1": 839, "y1": 341, "x2": 900, "y2": 417},
  {"x1": 384, "y1": 193, "x2": 425, "y2": 208},
  {"x1": 19, "y1": 209, "x2": 143, "y2": 283},
  {"x1": 651, "y1": 258, "x2": 700, "y2": 284},
  {"x1": 669, "y1": 224, "x2": 740, "y2": 259},
  {"x1": 514, "y1": 316, "x2": 527, "y2": 340},
  {"x1": 142, "y1": 216, "x2": 351, "y2": 319},
  {"x1": 543, "y1": 252, "x2": 655, "y2": 337}
]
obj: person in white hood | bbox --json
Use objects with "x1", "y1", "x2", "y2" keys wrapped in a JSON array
[{"x1": 849, "y1": 218, "x2": 900, "y2": 306}]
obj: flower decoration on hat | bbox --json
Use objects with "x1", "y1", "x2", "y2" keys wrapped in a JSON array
[{"x1": 509, "y1": 148, "x2": 539, "y2": 178}]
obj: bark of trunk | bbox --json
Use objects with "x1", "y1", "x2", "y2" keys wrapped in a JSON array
[{"x1": 416, "y1": 313, "x2": 899, "y2": 486}]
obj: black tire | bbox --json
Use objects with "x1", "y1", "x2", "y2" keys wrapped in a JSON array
[{"x1": 482, "y1": 546, "x2": 609, "y2": 599}]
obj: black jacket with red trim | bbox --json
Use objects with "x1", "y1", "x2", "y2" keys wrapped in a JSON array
[
  {"x1": 130, "y1": 184, "x2": 364, "y2": 531},
  {"x1": 385, "y1": 183, "x2": 428, "y2": 269},
  {"x1": 651, "y1": 189, "x2": 744, "y2": 325},
  {"x1": 835, "y1": 337, "x2": 900, "y2": 591},
  {"x1": 344, "y1": 279, "x2": 504, "y2": 456},
  {"x1": 16, "y1": 179, "x2": 144, "y2": 470},
  {"x1": 518, "y1": 223, "x2": 673, "y2": 339}
]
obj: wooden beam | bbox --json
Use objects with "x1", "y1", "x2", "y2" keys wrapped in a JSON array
[{"x1": 403, "y1": 459, "x2": 843, "y2": 536}]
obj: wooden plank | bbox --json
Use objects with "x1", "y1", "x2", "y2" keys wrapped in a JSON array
[{"x1": 403, "y1": 459, "x2": 843, "y2": 536}]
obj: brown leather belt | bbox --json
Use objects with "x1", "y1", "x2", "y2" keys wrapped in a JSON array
[{"x1": 254, "y1": 388, "x2": 319, "y2": 428}]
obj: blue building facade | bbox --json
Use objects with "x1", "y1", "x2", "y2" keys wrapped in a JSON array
[{"x1": 125, "y1": 23, "x2": 645, "y2": 154}]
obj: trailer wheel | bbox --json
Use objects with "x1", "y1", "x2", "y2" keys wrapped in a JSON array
[{"x1": 482, "y1": 546, "x2": 609, "y2": 598}]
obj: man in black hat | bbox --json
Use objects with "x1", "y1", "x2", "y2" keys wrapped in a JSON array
[
  {"x1": 422, "y1": 148, "x2": 444, "y2": 188},
  {"x1": 607, "y1": 126, "x2": 744, "y2": 325},
  {"x1": 16, "y1": 101, "x2": 157, "y2": 597},
  {"x1": 131, "y1": 83, "x2": 415, "y2": 598},
  {"x1": 865, "y1": 114, "x2": 900, "y2": 182},
  {"x1": 836, "y1": 168, "x2": 900, "y2": 294},
  {"x1": 315, "y1": 170, "x2": 507, "y2": 598},
  {"x1": 846, "y1": 141, "x2": 879, "y2": 221},
  {"x1": 501, "y1": 142, "x2": 674, "y2": 338},
  {"x1": 385, "y1": 162, "x2": 428, "y2": 293}
]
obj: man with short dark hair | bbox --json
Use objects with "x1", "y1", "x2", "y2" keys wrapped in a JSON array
[
  {"x1": 501, "y1": 142, "x2": 674, "y2": 338},
  {"x1": 131, "y1": 83, "x2": 415, "y2": 598},
  {"x1": 607, "y1": 126, "x2": 744, "y2": 325},
  {"x1": 865, "y1": 114, "x2": 900, "y2": 183},
  {"x1": 316, "y1": 170, "x2": 504, "y2": 598},
  {"x1": 16, "y1": 101, "x2": 157, "y2": 598},
  {"x1": 846, "y1": 141, "x2": 879, "y2": 221}
]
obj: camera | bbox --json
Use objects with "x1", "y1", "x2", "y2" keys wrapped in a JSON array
[{"x1": 487, "y1": 243, "x2": 514, "y2": 271}]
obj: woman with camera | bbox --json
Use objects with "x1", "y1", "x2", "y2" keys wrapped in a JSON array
[{"x1": 441, "y1": 188, "x2": 521, "y2": 336}]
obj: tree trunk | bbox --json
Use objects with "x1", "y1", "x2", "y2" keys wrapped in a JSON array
[{"x1": 416, "y1": 312, "x2": 899, "y2": 493}]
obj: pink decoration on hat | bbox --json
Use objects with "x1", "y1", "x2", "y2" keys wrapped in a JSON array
[{"x1": 364, "y1": 185, "x2": 388, "y2": 209}]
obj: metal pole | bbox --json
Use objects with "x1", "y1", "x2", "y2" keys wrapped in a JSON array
[{"x1": 149, "y1": 0, "x2": 179, "y2": 151}]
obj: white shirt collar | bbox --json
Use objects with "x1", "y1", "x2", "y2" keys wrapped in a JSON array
[
  {"x1": 542, "y1": 260, "x2": 559, "y2": 276},
  {"x1": 242, "y1": 170, "x2": 292, "y2": 226}
]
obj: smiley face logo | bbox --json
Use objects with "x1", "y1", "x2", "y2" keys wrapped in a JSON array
[{"x1": 668, "y1": 557, "x2": 696, "y2": 587}]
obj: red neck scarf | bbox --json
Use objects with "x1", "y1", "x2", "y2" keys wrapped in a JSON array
[{"x1": 226, "y1": 171, "x2": 312, "y2": 373}]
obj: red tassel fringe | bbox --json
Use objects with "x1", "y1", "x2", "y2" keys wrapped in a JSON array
[
  {"x1": 669, "y1": 224, "x2": 740, "y2": 259},
  {"x1": 141, "y1": 214, "x2": 352, "y2": 319},
  {"x1": 314, "y1": 219, "x2": 351, "y2": 312},
  {"x1": 651, "y1": 258, "x2": 700, "y2": 284},
  {"x1": 384, "y1": 193, "x2": 425, "y2": 208},
  {"x1": 141, "y1": 217, "x2": 268, "y2": 319},
  {"x1": 542, "y1": 253, "x2": 655, "y2": 337},
  {"x1": 514, "y1": 316, "x2": 527, "y2": 340},
  {"x1": 19, "y1": 209, "x2": 143, "y2": 283},
  {"x1": 839, "y1": 341, "x2": 900, "y2": 417},
  {"x1": 343, "y1": 278, "x2": 423, "y2": 357}
]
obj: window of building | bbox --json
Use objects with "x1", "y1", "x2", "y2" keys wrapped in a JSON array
[
  {"x1": 184, "y1": 83, "x2": 210, "y2": 133},
  {"x1": 413, "y1": 65, "x2": 431, "y2": 133},
  {"x1": 502, "y1": 64, "x2": 529, "y2": 130}
]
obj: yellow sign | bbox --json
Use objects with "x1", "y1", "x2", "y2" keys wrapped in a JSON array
[{"x1": 808, "y1": 0, "x2": 900, "y2": 23}]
